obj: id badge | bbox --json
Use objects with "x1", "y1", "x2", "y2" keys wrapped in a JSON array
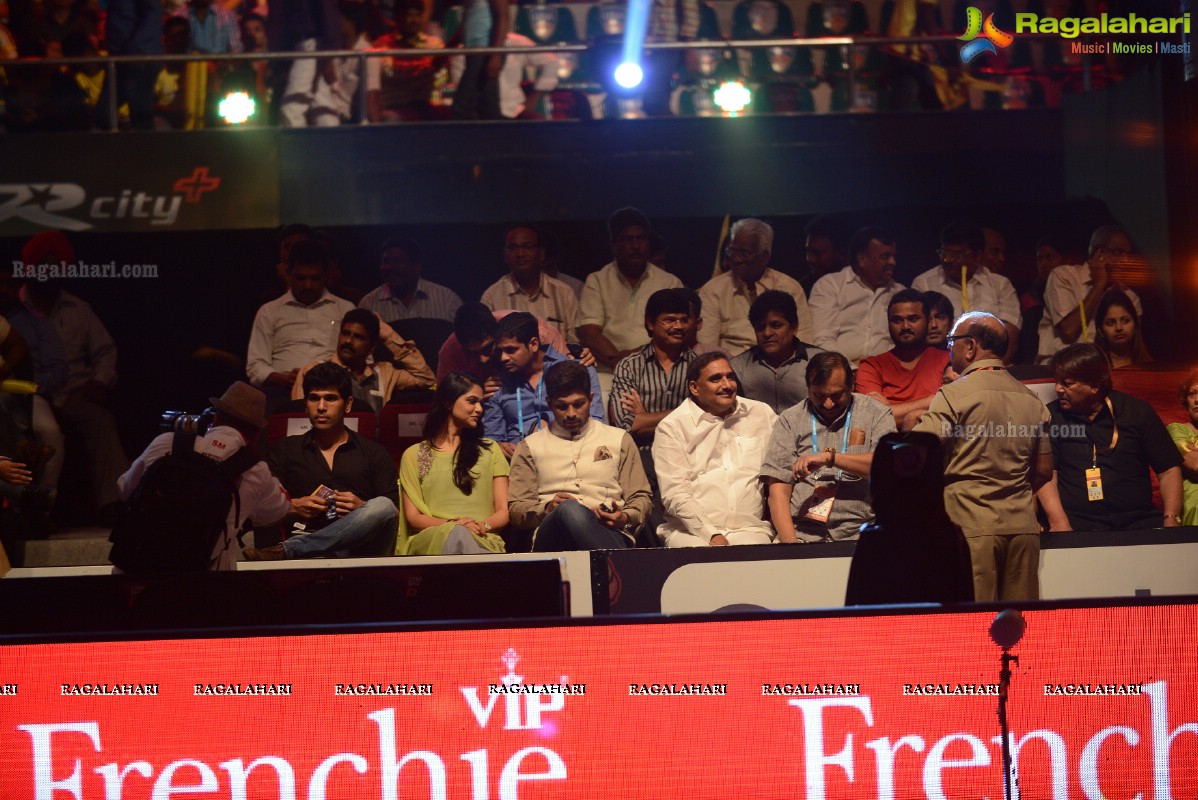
[
  {"x1": 1085, "y1": 467, "x2": 1104, "y2": 502},
  {"x1": 802, "y1": 484, "x2": 837, "y2": 523}
]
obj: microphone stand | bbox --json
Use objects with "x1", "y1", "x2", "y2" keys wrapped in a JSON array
[{"x1": 997, "y1": 649, "x2": 1019, "y2": 800}]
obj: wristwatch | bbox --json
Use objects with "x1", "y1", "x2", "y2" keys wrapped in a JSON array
[{"x1": 483, "y1": 522, "x2": 493, "y2": 532}]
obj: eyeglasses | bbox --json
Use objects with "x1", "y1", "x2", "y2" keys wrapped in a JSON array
[
  {"x1": 723, "y1": 246, "x2": 758, "y2": 261},
  {"x1": 945, "y1": 334, "x2": 974, "y2": 347},
  {"x1": 937, "y1": 248, "x2": 974, "y2": 260}
]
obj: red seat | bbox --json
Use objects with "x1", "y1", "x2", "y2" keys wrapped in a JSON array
[
  {"x1": 378, "y1": 402, "x2": 432, "y2": 466},
  {"x1": 266, "y1": 412, "x2": 378, "y2": 445}
]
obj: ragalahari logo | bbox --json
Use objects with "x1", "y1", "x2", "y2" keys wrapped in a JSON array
[{"x1": 958, "y1": 6, "x2": 1014, "y2": 63}]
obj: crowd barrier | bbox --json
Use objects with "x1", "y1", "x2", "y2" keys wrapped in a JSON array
[{"x1": 6, "y1": 527, "x2": 1198, "y2": 621}]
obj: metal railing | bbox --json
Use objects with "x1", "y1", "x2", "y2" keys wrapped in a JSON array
[{"x1": 0, "y1": 31, "x2": 1094, "y2": 131}]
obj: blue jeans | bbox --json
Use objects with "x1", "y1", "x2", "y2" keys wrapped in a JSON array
[
  {"x1": 283, "y1": 496, "x2": 398, "y2": 558},
  {"x1": 532, "y1": 500, "x2": 630, "y2": 552}
]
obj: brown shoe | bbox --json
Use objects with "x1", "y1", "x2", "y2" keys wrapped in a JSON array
[{"x1": 242, "y1": 544, "x2": 289, "y2": 561}]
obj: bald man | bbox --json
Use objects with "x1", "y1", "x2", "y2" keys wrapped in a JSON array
[{"x1": 915, "y1": 312, "x2": 1065, "y2": 602}]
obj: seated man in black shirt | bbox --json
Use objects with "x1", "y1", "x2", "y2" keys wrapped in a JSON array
[
  {"x1": 244, "y1": 362, "x2": 399, "y2": 560},
  {"x1": 1040, "y1": 343, "x2": 1182, "y2": 531}
]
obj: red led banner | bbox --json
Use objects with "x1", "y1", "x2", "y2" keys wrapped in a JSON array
[{"x1": 1, "y1": 604, "x2": 1196, "y2": 799}]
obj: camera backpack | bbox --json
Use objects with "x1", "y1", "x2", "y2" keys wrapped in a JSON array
[{"x1": 108, "y1": 431, "x2": 260, "y2": 573}]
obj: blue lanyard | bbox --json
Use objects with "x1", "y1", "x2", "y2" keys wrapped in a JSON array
[
  {"x1": 515, "y1": 380, "x2": 544, "y2": 440},
  {"x1": 811, "y1": 407, "x2": 852, "y2": 480}
]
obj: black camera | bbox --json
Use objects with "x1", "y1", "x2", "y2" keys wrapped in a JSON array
[{"x1": 159, "y1": 408, "x2": 216, "y2": 436}]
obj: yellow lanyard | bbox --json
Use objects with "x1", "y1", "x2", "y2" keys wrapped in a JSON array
[
  {"x1": 960, "y1": 266, "x2": 971, "y2": 312},
  {"x1": 1091, "y1": 396, "x2": 1118, "y2": 467}
]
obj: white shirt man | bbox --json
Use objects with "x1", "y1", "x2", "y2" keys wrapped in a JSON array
[
  {"x1": 653, "y1": 353, "x2": 778, "y2": 547},
  {"x1": 450, "y1": 32, "x2": 559, "y2": 118},
  {"x1": 480, "y1": 225, "x2": 579, "y2": 342},
  {"x1": 809, "y1": 227, "x2": 904, "y2": 366},
  {"x1": 1037, "y1": 227, "x2": 1143, "y2": 363},
  {"x1": 698, "y1": 218, "x2": 813, "y2": 356},
  {"x1": 246, "y1": 241, "x2": 355, "y2": 388}
]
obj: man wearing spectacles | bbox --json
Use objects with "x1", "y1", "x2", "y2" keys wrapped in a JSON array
[
  {"x1": 914, "y1": 311, "x2": 1064, "y2": 601},
  {"x1": 761, "y1": 351, "x2": 895, "y2": 544},
  {"x1": 697, "y1": 218, "x2": 813, "y2": 356},
  {"x1": 912, "y1": 222, "x2": 1020, "y2": 363},
  {"x1": 1036, "y1": 225, "x2": 1143, "y2": 364}
]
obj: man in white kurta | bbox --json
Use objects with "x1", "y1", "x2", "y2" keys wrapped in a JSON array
[{"x1": 653, "y1": 353, "x2": 777, "y2": 547}]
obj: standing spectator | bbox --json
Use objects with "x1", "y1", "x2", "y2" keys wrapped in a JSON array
[
  {"x1": 270, "y1": 0, "x2": 344, "y2": 127},
  {"x1": 102, "y1": 0, "x2": 163, "y2": 130},
  {"x1": 915, "y1": 312, "x2": 1062, "y2": 601},
  {"x1": 450, "y1": 31, "x2": 558, "y2": 119},
  {"x1": 174, "y1": 0, "x2": 242, "y2": 54},
  {"x1": 451, "y1": 0, "x2": 508, "y2": 119},
  {"x1": 375, "y1": 0, "x2": 445, "y2": 121},
  {"x1": 295, "y1": 2, "x2": 381, "y2": 124}
]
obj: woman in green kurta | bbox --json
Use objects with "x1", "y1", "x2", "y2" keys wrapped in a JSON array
[
  {"x1": 398, "y1": 372, "x2": 510, "y2": 555},
  {"x1": 1166, "y1": 373, "x2": 1198, "y2": 526}
]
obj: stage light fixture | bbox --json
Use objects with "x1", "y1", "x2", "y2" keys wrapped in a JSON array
[
  {"x1": 218, "y1": 91, "x2": 256, "y2": 125},
  {"x1": 713, "y1": 80, "x2": 751, "y2": 115},
  {"x1": 614, "y1": 62, "x2": 644, "y2": 89}
]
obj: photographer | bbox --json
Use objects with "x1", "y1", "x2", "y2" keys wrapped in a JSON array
[{"x1": 116, "y1": 382, "x2": 290, "y2": 571}]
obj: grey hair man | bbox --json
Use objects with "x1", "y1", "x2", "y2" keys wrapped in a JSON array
[
  {"x1": 1036, "y1": 224, "x2": 1143, "y2": 363},
  {"x1": 697, "y1": 218, "x2": 813, "y2": 356}
]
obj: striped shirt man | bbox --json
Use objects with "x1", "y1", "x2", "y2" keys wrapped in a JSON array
[
  {"x1": 358, "y1": 278, "x2": 462, "y2": 324},
  {"x1": 609, "y1": 344, "x2": 697, "y2": 449}
]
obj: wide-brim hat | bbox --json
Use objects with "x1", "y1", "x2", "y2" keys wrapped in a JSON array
[{"x1": 209, "y1": 381, "x2": 268, "y2": 429}]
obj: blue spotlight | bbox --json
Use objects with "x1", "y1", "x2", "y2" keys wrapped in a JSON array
[
  {"x1": 614, "y1": 62, "x2": 644, "y2": 89},
  {"x1": 613, "y1": 0, "x2": 651, "y2": 90}
]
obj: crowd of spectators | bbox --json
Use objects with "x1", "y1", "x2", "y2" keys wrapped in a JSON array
[
  {"x1": 0, "y1": 0, "x2": 1162, "y2": 130},
  {"x1": 1, "y1": 208, "x2": 1191, "y2": 604}
]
